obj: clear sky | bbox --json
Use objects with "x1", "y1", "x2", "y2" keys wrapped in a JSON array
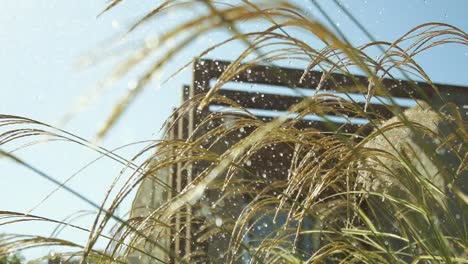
[{"x1": 0, "y1": 0, "x2": 467, "y2": 259}]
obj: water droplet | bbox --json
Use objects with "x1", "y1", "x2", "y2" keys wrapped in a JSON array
[
  {"x1": 145, "y1": 37, "x2": 160, "y2": 48},
  {"x1": 215, "y1": 217, "x2": 223, "y2": 227},
  {"x1": 111, "y1": 19, "x2": 120, "y2": 29},
  {"x1": 128, "y1": 80, "x2": 138, "y2": 90}
]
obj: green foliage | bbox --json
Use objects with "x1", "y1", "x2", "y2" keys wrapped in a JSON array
[{"x1": 0, "y1": 254, "x2": 23, "y2": 264}]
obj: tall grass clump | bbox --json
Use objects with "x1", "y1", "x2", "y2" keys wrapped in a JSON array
[{"x1": 1, "y1": 1, "x2": 467, "y2": 263}]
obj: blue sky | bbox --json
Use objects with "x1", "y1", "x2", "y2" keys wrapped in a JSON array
[{"x1": 0, "y1": 0, "x2": 467, "y2": 259}]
